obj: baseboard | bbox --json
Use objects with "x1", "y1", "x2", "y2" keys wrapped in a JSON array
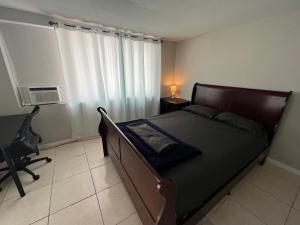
[
  {"x1": 38, "y1": 138, "x2": 74, "y2": 150},
  {"x1": 38, "y1": 135, "x2": 101, "y2": 150},
  {"x1": 266, "y1": 157, "x2": 300, "y2": 177}
]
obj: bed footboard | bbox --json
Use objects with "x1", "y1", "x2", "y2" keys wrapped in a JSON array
[{"x1": 97, "y1": 107, "x2": 177, "y2": 225}]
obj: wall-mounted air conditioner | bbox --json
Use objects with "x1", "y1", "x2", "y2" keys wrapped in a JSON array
[{"x1": 17, "y1": 86, "x2": 66, "y2": 106}]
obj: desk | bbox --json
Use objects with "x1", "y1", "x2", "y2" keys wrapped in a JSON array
[{"x1": 0, "y1": 114, "x2": 28, "y2": 197}]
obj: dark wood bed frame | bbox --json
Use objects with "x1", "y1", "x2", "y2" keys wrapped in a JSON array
[{"x1": 97, "y1": 83, "x2": 291, "y2": 225}]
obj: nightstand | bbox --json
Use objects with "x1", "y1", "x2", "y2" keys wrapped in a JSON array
[{"x1": 160, "y1": 97, "x2": 191, "y2": 114}]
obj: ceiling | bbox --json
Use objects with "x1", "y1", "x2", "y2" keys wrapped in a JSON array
[{"x1": 0, "y1": 0, "x2": 300, "y2": 41}]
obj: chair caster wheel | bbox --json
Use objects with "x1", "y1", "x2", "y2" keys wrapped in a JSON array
[
  {"x1": 46, "y1": 158, "x2": 52, "y2": 163},
  {"x1": 33, "y1": 175, "x2": 40, "y2": 180},
  {"x1": 32, "y1": 175, "x2": 40, "y2": 180}
]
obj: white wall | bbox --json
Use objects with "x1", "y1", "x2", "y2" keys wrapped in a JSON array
[
  {"x1": 175, "y1": 10, "x2": 300, "y2": 170},
  {"x1": 0, "y1": 23, "x2": 65, "y2": 86},
  {"x1": 0, "y1": 6, "x2": 72, "y2": 144},
  {"x1": 161, "y1": 41, "x2": 176, "y2": 97},
  {"x1": 0, "y1": 52, "x2": 21, "y2": 114},
  {"x1": 0, "y1": 21, "x2": 72, "y2": 143}
]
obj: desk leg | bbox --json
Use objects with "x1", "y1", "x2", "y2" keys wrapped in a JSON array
[{"x1": 0, "y1": 147, "x2": 25, "y2": 197}]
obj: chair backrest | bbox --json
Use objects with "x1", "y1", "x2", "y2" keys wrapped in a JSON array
[
  {"x1": 0, "y1": 106, "x2": 40, "y2": 161},
  {"x1": 17, "y1": 106, "x2": 40, "y2": 140}
]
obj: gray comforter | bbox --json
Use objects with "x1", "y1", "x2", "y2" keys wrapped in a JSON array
[{"x1": 149, "y1": 110, "x2": 269, "y2": 218}]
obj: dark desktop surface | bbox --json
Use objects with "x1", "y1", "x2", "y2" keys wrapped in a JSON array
[{"x1": 0, "y1": 114, "x2": 28, "y2": 146}]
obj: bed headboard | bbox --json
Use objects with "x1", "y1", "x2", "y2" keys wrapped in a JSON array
[{"x1": 191, "y1": 83, "x2": 291, "y2": 133}]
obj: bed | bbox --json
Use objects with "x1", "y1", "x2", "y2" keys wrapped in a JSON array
[{"x1": 97, "y1": 83, "x2": 291, "y2": 225}]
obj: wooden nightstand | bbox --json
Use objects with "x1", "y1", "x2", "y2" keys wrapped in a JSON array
[{"x1": 160, "y1": 97, "x2": 191, "y2": 114}]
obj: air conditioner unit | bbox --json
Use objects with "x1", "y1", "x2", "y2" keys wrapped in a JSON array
[{"x1": 18, "y1": 86, "x2": 66, "y2": 106}]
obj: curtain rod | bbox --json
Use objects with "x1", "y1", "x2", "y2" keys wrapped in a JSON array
[
  {"x1": 0, "y1": 19, "x2": 53, "y2": 29},
  {"x1": 48, "y1": 20, "x2": 163, "y2": 43},
  {"x1": 49, "y1": 21, "x2": 58, "y2": 26}
]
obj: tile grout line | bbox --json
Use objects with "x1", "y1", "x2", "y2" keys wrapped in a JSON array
[
  {"x1": 232, "y1": 180, "x2": 300, "y2": 225},
  {"x1": 3, "y1": 139, "x2": 298, "y2": 225},
  {"x1": 46, "y1": 148, "x2": 56, "y2": 225},
  {"x1": 95, "y1": 180, "x2": 123, "y2": 195},
  {"x1": 246, "y1": 179, "x2": 293, "y2": 208},
  {"x1": 1, "y1": 139, "x2": 112, "y2": 225},
  {"x1": 54, "y1": 153, "x2": 86, "y2": 163},
  {"x1": 90, "y1": 159, "x2": 113, "y2": 170},
  {"x1": 206, "y1": 195, "x2": 232, "y2": 225},
  {"x1": 52, "y1": 165, "x2": 90, "y2": 183},
  {"x1": 55, "y1": 140, "x2": 88, "y2": 161},
  {"x1": 0, "y1": 179, "x2": 12, "y2": 206},
  {"x1": 87, "y1": 139, "x2": 132, "y2": 224},
  {"x1": 88, "y1": 151, "x2": 105, "y2": 225},
  {"x1": 90, "y1": 149, "x2": 125, "y2": 224},
  {"x1": 46, "y1": 142, "x2": 108, "y2": 218},
  {"x1": 49, "y1": 193, "x2": 96, "y2": 216},
  {"x1": 4, "y1": 176, "x2": 54, "y2": 202},
  {"x1": 83, "y1": 144, "x2": 104, "y2": 225},
  {"x1": 230, "y1": 165, "x2": 300, "y2": 225},
  {"x1": 229, "y1": 197, "x2": 268, "y2": 225},
  {"x1": 292, "y1": 187, "x2": 300, "y2": 211},
  {"x1": 0, "y1": 140, "x2": 101, "y2": 225},
  {"x1": 230, "y1": 183, "x2": 277, "y2": 225},
  {"x1": 283, "y1": 187, "x2": 300, "y2": 225},
  {"x1": 52, "y1": 152, "x2": 90, "y2": 184},
  {"x1": 52, "y1": 153, "x2": 111, "y2": 185},
  {"x1": 47, "y1": 174, "x2": 104, "y2": 219},
  {"x1": 55, "y1": 148, "x2": 87, "y2": 164},
  {"x1": 48, "y1": 143, "x2": 94, "y2": 217},
  {"x1": 3, "y1": 151, "x2": 57, "y2": 202},
  {"x1": 53, "y1": 141, "x2": 105, "y2": 181},
  {"x1": 51, "y1": 142, "x2": 110, "y2": 185},
  {"x1": 25, "y1": 150, "x2": 56, "y2": 225},
  {"x1": 29, "y1": 216, "x2": 48, "y2": 225},
  {"x1": 257, "y1": 164, "x2": 300, "y2": 184},
  {"x1": 116, "y1": 211, "x2": 137, "y2": 225}
]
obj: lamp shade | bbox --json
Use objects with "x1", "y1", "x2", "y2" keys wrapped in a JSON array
[
  {"x1": 170, "y1": 85, "x2": 177, "y2": 98},
  {"x1": 170, "y1": 85, "x2": 177, "y2": 94}
]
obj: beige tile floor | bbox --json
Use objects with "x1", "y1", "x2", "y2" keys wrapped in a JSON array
[{"x1": 0, "y1": 137, "x2": 299, "y2": 225}]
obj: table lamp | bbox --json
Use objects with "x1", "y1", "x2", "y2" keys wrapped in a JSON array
[{"x1": 170, "y1": 85, "x2": 177, "y2": 99}]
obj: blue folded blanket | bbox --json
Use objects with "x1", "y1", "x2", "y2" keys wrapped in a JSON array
[
  {"x1": 117, "y1": 119, "x2": 201, "y2": 172},
  {"x1": 127, "y1": 123, "x2": 178, "y2": 154}
]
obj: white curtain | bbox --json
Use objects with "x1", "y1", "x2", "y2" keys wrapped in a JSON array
[
  {"x1": 122, "y1": 38, "x2": 161, "y2": 120},
  {"x1": 55, "y1": 27, "x2": 161, "y2": 139}
]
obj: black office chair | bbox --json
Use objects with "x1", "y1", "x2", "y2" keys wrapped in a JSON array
[
  {"x1": 0, "y1": 106, "x2": 51, "y2": 189},
  {"x1": 17, "y1": 105, "x2": 42, "y2": 156}
]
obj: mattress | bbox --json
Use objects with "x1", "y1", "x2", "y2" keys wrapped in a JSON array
[{"x1": 149, "y1": 110, "x2": 269, "y2": 218}]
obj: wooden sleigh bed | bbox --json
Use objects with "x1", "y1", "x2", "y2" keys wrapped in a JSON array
[{"x1": 97, "y1": 83, "x2": 291, "y2": 225}]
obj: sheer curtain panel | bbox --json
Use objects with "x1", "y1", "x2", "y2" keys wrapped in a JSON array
[
  {"x1": 55, "y1": 26, "x2": 161, "y2": 139},
  {"x1": 122, "y1": 38, "x2": 161, "y2": 120}
]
